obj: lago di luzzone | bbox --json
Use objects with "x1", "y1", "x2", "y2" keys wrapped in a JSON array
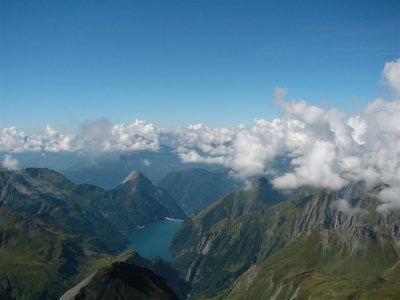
[{"x1": 127, "y1": 219, "x2": 184, "y2": 261}]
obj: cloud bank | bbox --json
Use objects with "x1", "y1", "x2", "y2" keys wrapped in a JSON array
[
  {"x1": 1, "y1": 155, "x2": 20, "y2": 170},
  {"x1": 1, "y1": 59, "x2": 399, "y2": 211},
  {"x1": 0, "y1": 119, "x2": 159, "y2": 153}
]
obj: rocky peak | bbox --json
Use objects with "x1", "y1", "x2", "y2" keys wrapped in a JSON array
[
  {"x1": 119, "y1": 170, "x2": 154, "y2": 193},
  {"x1": 252, "y1": 176, "x2": 271, "y2": 188},
  {"x1": 59, "y1": 262, "x2": 180, "y2": 300},
  {"x1": 121, "y1": 170, "x2": 140, "y2": 184},
  {"x1": 251, "y1": 177, "x2": 284, "y2": 206}
]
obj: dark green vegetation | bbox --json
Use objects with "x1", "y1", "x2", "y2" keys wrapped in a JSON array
[
  {"x1": 59, "y1": 261, "x2": 179, "y2": 300},
  {"x1": 0, "y1": 168, "x2": 186, "y2": 299},
  {"x1": 171, "y1": 180, "x2": 400, "y2": 299},
  {"x1": 159, "y1": 168, "x2": 241, "y2": 216}
]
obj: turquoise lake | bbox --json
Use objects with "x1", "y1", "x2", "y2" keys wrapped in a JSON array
[{"x1": 126, "y1": 219, "x2": 183, "y2": 261}]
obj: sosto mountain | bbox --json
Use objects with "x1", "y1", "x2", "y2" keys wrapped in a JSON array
[{"x1": 171, "y1": 179, "x2": 400, "y2": 299}]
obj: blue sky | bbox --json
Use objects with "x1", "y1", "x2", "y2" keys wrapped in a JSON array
[{"x1": 1, "y1": 0, "x2": 399, "y2": 132}]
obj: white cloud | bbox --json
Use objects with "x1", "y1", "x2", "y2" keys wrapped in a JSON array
[
  {"x1": 0, "y1": 119, "x2": 159, "y2": 153},
  {"x1": 167, "y1": 59, "x2": 400, "y2": 212},
  {"x1": 273, "y1": 141, "x2": 346, "y2": 189},
  {"x1": 347, "y1": 116, "x2": 367, "y2": 145},
  {"x1": 1, "y1": 59, "x2": 399, "y2": 212},
  {"x1": 142, "y1": 159, "x2": 151, "y2": 166},
  {"x1": 1, "y1": 155, "x2": 20, "y2": 170},
  {"x1": 381, "y1": 58, "x2": 400, "y2": 98},
  {"x1": 377, "y1": 186, "x2": 400, "y2": 213},
  {"x1": 334, "y1": 199, "x2": 362, "y2": 215}
]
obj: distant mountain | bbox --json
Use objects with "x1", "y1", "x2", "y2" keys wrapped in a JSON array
[
  {"x1": 171, "y1": 180, "x2": 400, "y2": 299},
  {"x1": 3, "y1": 146, "x2": 222, "y2": 189},
  {"x1": 59, "y1": 262, "x2": 179, "y2": 300},
  {"x1": 159, "y1": 168, "x2": 242, "y2": 216}
]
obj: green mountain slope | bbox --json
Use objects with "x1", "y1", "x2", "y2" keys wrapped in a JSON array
[
  {"x1": 171, "y1": 177, "x2": 285, "y2": 297},
  {"x1": 0, "y1": 168, "x2": 126, "y2": 252},
  {"x1": 171, "y1": 181, "x2": 400, "y2": 299},
  {"x1": 58, "y1": 249, "x2": 189, "y2": 300},
  {"x1": 159, "y1": 168, "x2": 241, "y2": 216},
  {"x1": 0, "y1": 204, "x2": 113, "y2": 299}
]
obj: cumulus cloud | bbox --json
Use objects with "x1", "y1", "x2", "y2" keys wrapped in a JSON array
[
  {"x1": 381, "y1": 58, "x2": 400, "y2": 98},
  {"x1": 1, "y1": 155, "x2": 20, "y2": 170},
  {"x1": 1, "y1": 59, "x2": 399, "y2": 212},
  {"x1": 0, "y1": 119, "x2": 159, "y2": 153},
  {"x1": 166, "y1": 59, "x2": 400, "y2": 211},
  {"x1": 334, "y1": 199, "x2": 362, "y2": 215},
  {"x1": 377, "y1": 186, "x2": 400, "y2": 213},
  {"x1": 142, "y1": 159, "x2": 151, "y2": 166}
]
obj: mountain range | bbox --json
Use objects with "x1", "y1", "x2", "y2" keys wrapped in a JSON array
[
  {"x1": 2, "y1": 147, "x2": 222, "y2": 189},
  {"x1": 171, "y1": 180, "x2": 400, "y2": 299},
  {"x1": 0, "y1": 167, "x2": 186, "y2": 299},
  {"x1": 1, "y1": 166, "x2": 399, "y2": 299}
]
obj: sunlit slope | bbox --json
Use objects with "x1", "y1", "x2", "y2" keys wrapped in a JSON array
[{"x1": 172, "y1": 180, "x2": 400, "y2": 299}]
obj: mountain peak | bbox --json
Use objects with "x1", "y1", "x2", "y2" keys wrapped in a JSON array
[
  {"x1": 252, "y1": 176, "x2": 271, "y2": 188},
  {"x1": 121, "y1": 170, "x2": 141, "y2": 184},
  {"x1": 250, "y1": 177, "x2": 284, "y2": 205},
  {"x1": 119, "y1": 170, "x2": 154, "y2": 193},
  {"x1": 20, "y1": 167, "x2": 73, "y2": 188},
  {"x1": 60, "y1": 262, "x2": 179, "y2": 300},
  {"x1": 121, "y1": 170, "x2": 153, "y2": 186}
]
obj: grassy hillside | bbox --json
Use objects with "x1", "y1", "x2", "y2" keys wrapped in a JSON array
[{"x1": 171, "y1": 181, "x2": 400, "y2": 299}]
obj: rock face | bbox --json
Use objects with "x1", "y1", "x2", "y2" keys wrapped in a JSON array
[
  {"x1": 171, "y1": 180, "x2": 400, "y2": 299},
  {"x1": 158, "y1": 168, "x2": 241, "y2": 216},
  {"x1": 59, "y1": 262, "x2": 180, "y2": 300},
  {"x1": 171, "y1": 177, "x2": 285, "y2": 296}
]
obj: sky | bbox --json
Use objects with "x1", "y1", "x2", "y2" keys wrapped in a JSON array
[{"x1": 1, "y1": 0, "x2": 399, "y2": 131}]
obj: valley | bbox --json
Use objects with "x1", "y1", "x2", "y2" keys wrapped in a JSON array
[{"x1": 0, "y1": 167, "x2": 399, "y2": 299}]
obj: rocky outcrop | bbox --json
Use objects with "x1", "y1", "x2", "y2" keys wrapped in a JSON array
[{"x1": 59, "y1": 262, "x2": 179, "y2": 300}]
